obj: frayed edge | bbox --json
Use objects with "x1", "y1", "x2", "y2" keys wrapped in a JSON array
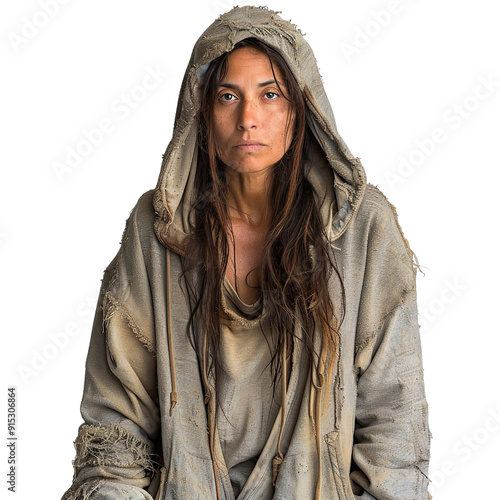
[
  {"x1": 103, "y1": 292, "x2": 156, "y2": 355},
  {"x1": 61, "y1": 477, "x2": 105, "y2": 500},
  {"x1": 250, "y1": 26, "x2": 296, "y2": 46},
  {"x1": 216, "y1": 6, "x2": 301, "y2": 42},
  {"x1": 72, "y1": 423, "x2": 157, "y2": 474},
  {"x1": 369, "y1": 183, "x2": 423, "y2": 276},
  {"x1": 100, "y1": 215, "x2": 132, "y2": 291}
]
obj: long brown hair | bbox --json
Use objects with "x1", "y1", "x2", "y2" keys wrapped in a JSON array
[{"x1": 185, "y1": 37, "x2": 344, "y2": 390}]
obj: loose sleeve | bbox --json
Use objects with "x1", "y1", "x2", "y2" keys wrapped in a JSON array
[
  {"x1": 351, "y1": 193, "x2": 431, "y2": 500},
  {"x1": 62, "y1": 200, "x2": 161, "y2": 500}
]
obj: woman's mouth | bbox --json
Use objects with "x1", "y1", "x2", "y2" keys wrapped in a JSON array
[{"x1": 235, "y1": 142, "x2": 265, "y2": 152}]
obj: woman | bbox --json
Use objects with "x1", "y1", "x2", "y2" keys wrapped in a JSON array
[{"x1": 62, "y1": 6, "x2": 431, "y2": 500}]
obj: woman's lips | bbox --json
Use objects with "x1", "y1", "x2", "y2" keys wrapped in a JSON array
[{"x1": 235, "y1": 142, "x2": 265, "y2": 151}]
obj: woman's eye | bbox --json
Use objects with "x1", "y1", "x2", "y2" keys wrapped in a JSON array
[
  {"x1": 264, "y1": 91, "x2": 279, "y2": 100},
  {"x1": 220, "y1": 93, "x2": 236, "y2": 101}
]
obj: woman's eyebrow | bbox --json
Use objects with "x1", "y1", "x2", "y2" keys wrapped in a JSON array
[{"x1": 218, "y1": 79, "x2": 284, "y2": 89}]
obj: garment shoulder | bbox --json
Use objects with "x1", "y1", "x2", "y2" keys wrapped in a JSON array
[
  {"x1": 119, "y1": 189, "x2": 163, "y2": 255},
  {"x1": 128, "y1": 189, "x2": 157, "y2": 236},
  {"x1": 355, "y1": 183, "x2": 402, "y2": 228},
  {"x1": 352, "y1": 183, "x2": 418, "y2": 272},
  {"x1": 101, "y1": 189, "x2": 160, "y2": 294}
]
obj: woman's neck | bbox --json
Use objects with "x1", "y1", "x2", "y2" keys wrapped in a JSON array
[{"x1": 225, "y1": 168, "x2": 273, "y2": 228}]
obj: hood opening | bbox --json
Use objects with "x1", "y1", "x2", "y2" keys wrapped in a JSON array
[{"x1": 153, "y1": 5, "x2": 366, "y2": 255}]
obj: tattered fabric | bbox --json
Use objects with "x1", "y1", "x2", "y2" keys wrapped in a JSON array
[{"x1": 62, "y1": 5, "x2": 431, "y2": 500}]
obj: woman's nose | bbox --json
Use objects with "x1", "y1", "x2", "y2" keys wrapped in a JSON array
[{"x1": 237, "y1": 99, "x2": 258, "y2": 130}]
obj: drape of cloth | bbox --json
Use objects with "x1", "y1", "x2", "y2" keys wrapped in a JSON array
[{"x1": 62, "y1": 5, "x2": 431, "y2": 500}]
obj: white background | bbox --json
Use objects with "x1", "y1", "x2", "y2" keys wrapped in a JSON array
[{"x1": 1, "y1": 1, "x2": 499, "y2": 498}]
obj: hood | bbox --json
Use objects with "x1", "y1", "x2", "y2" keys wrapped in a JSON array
[{"x1": 153, "y1": 5, "x2": 366, "y2": 254}]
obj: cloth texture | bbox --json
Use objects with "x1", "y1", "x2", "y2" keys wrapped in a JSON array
[
  {"x1": 62, "y1": 5, "x2": 431, "y2": 500},
  {"x1": 217, "y1": 280, "x2": 282, "y2": 496}
]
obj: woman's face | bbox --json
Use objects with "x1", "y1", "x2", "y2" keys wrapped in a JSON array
[{"x1": 213, "y1": 46, "x2": 295, "y2": 175}]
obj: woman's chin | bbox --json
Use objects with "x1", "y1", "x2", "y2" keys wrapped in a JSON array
[{"x1": 221, "y1": 158, "x2": 280, "y2": 176}]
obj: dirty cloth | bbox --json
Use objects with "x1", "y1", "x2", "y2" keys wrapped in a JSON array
[
  {"x1": 62, "y1": 5, "x2": 431, "y2": 500},
  {"x1": 217, "y1": 279, "x2": 283, "y2": 496}
]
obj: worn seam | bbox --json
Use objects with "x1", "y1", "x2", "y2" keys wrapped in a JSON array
[
  {"x1": 103, "y1": 292, "x2": 156, "y2": 354},
  {"x1": 355, "y1": 288, "x2": 414, "y2": 354}
]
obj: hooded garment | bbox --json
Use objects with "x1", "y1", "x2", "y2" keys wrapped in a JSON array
[{"x1": 62, "y1": 6, "x2": 431, "y2": 500}]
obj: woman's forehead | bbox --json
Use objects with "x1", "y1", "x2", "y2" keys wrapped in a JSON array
[{"x1": 221, "y1": 47, "x2": 284, "y2": 84}]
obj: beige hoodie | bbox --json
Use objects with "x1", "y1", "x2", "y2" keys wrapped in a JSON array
[{"x1": 62, "y1": 6, "x2": 431, "y2": 500}]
